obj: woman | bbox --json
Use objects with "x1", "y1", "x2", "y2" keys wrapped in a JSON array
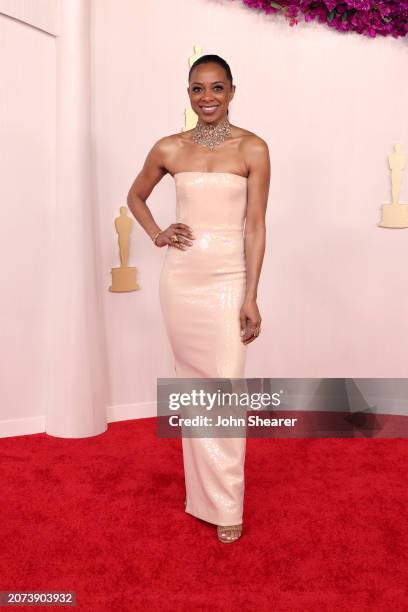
[{"x1": 127, "y1": 54, "x2": 270, "y2": 543}]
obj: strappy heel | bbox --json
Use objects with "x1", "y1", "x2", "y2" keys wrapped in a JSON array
[{"x1": 217, "y1": 524, "x2": 243, "y2": 543}]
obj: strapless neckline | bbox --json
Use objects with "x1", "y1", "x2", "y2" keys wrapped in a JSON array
[{"x1": 173, "y1": 171, "x2": 248, "y2": 181}]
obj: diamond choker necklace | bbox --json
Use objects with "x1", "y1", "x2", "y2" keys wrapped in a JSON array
[{"x1": 192, "y1": 117, "x2": 232, "y2": 150}]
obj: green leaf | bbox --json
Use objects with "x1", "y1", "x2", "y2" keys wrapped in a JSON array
[{"x1": 327, "y1": 10, "x2": 336, "y2": 21}]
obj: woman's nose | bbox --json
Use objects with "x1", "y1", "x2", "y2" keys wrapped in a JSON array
[{"x1": 201, "y1": 91, "x2": 215, "y2": 100}]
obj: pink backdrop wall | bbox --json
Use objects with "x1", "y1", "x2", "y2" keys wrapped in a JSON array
[
  {"x1": 1, "y1": 0, "x2": 407, "y2": 435},
  {"x1": 0, "y1": 7, "x2": 56, "y2": 433},
  {"x1": 94, "y1": 0, "x2": 408, "y2": 415}
]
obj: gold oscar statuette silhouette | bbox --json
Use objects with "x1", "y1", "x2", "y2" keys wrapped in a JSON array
[
  {"x1": 378, "y1": 143, "x2": 408, "y2": 228},
  {"x1": 183, "y1": 44, "x2": 203, "y2": 132},
  {"x1": 109, "y1": 206, "x2": 140, "y2": 292}
]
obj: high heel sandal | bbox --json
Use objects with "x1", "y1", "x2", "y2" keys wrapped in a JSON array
[
  {"x1": 185, "y1": 498, "x2": 242, "y2": 543},
  {"x1": 217, "y1": 524, "x2": 243, "y2": 543}
]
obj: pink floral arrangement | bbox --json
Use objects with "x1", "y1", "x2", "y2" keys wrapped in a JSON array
[{"x1": 241, "y1": 0, "x2": 408, "y2": 38}]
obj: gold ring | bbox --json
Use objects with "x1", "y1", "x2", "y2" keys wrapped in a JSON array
[{"x1": 170, "y1": 234, "x2": 179, "y2": 243}]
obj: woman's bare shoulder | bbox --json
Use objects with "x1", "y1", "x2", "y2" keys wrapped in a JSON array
[
  {"x1": 151, "y1": 131, "x2": 191, "y2": 155},
  {"x1": 232, "y1": 127, "x2": 270, "y2": 176},
  {"x1": 234, "y1": 126, "x2": 268, "y2": 147},
  {"x1": 151, "y1": 132, "x2": 181, "y2": 148}
]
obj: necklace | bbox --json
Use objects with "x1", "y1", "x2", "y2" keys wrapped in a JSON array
[{"x1": 192, "y1": 117, "x2": 232, "y2": 150}]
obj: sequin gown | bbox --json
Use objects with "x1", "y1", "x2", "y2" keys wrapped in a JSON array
[{"x1": 159, "y1": 171, "x2": 248, "y2": 526}]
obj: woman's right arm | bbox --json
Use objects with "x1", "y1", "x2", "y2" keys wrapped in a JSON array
[
  {"x1": 126, "y1": 138, "x2": 169, "y2": 242},
  {"x1": 126, "y1": 138, "x2": 194, "y2": 250}
]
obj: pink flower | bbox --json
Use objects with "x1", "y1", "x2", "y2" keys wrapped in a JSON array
[{"x1": 241, "y1": 0, "x2": 408, "y2": 38}]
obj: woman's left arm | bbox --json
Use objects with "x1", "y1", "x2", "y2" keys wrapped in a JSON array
[{"x1": 240, "y1": 136, "x2": 271, "y2": 344}]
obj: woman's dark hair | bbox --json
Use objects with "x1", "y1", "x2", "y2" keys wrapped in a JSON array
[{"x1": 188, "y1": 54, "x2": 233, "y2": 86}]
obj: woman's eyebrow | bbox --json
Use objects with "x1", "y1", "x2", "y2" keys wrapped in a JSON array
[{"x1": 191, "y1": 81, "x2": 225, "y2": 85}]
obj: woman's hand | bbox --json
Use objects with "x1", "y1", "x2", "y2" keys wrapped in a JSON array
[
  {"x1": 154, "y1": 223, "x2": 195, "y2": 250},
  {"x1": 240, "y1": 297, "x2": 262, "y2": 344}
]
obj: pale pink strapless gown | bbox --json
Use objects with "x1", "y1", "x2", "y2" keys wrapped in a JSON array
[{"x1": 159, "y1": 171, "x2": 248, "y2": 526}]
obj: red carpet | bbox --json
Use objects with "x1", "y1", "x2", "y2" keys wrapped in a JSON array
[{"x1": 1, "y1": 419, "x2": 407, "y2": 611}]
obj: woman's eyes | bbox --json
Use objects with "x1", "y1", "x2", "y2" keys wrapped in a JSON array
[{"x1": 192, "y1": 86, "x2": 223, "y2": 93}]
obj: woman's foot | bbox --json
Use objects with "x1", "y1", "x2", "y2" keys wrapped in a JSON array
[{"x1": 217, "y1": 524, "x2": 243, "y2": 543}]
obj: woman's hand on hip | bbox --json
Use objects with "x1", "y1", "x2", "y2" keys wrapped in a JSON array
[{"x1": 154, "y1": 223, "x2": 195, "y2": 249}]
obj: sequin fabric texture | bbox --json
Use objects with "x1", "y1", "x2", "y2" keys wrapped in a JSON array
[{"x1": 159, "y1": 171, "x2": 248, "y2": 526}]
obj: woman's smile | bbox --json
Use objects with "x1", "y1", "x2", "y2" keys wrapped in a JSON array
[{"x1": 200, "y1": 105, "x2": 219, "y2": 115}]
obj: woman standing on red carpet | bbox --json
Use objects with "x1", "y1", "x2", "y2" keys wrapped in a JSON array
[{"x1": 127, "y1": 54, "x2": 270, "y2": 543}]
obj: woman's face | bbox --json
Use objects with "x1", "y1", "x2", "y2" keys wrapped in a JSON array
[{"x1": 188, "y1": 62, "x2": 235, "y2": 125}]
